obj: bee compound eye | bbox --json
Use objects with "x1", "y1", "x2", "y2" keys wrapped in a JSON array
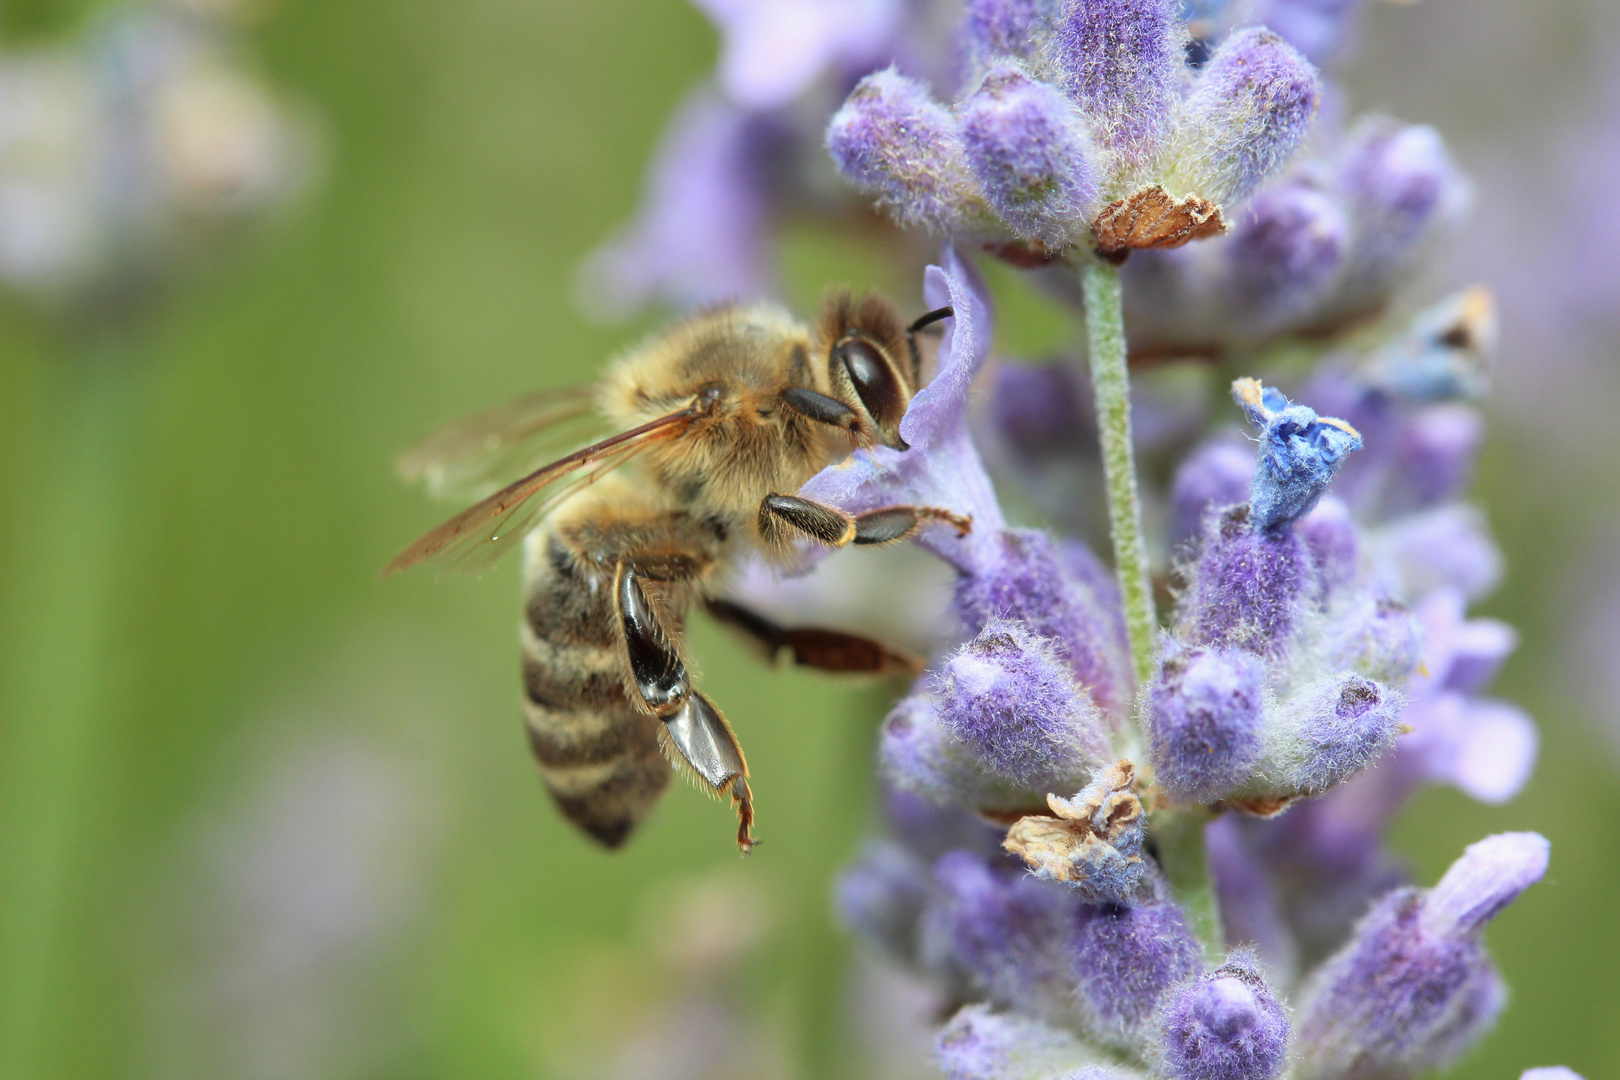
[{"x1": 836, "y1": 338, "x2": 904, "y2": 429}]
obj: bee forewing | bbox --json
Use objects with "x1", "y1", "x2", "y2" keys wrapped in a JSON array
[
  {"x1": 398, "y1": 386, "x2": 601, "y2": 500},
  {"x1": 384, "y1": 406, "x2": 698, "y2": 578}
]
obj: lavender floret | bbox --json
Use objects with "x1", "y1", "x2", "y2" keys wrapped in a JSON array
[
  {"x1": 1052, "y1": 0, "x2": 1183, "y2": 168},
  {"x1": 1073, "y1": 898, "x2": 1205, "y2": 1046},
  {"x1": 1147, "y1": 643, "x2": 1267, "y2": 804},
  {"x1": 1165, "y1": 27, "x2": 1322, "y2": 207},
  {"x1": 960, "y1": 60, "x2": 1100, "y2": 246},
  {"x1": 1161, "y1": 951, "x2": 1290, "y2": 1080},
  {"x1": 935, "y1": 618, "x2": 1111, "y2": 789},
  {"x1": 826, "y1": 67, "x2": 980, "y2": 232},
  {"x1": 1295, "y1": 833, "x2": 1549, "y2": 1080},
  {"x1": 1235, "y1": 378, "x2": 1364, "y2": 534}
]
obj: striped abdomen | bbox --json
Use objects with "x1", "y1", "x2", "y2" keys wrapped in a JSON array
[{"x1": 520, "y1": 527, "x2": 670, "y2": 848}]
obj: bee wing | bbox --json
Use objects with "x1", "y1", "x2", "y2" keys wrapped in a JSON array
[
  {"x1": 398, "y1": 386, "x2": 604, "y2": 501},
  {"x1": 384, "y1": 405, "x2": 698, "y2": 578}
]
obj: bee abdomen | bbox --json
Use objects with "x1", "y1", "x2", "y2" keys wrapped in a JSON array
[{"x1": 520, "y1": 537, "x2": 671, "y2": 849}]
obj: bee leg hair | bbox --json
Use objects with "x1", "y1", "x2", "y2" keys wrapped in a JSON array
[
  {"x1": 704, "y1": 598, "x2": 923, "y2": 675},
  {"x1": 759, "y1": 493, "x2": 858, "y2": 547}
]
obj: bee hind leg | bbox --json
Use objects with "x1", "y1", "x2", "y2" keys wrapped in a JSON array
[
  {"x1": 758, "y1": 494, "x2": 970, "y2": 549},
  {"x1": 660, "y1": 692, "x2": 756, "y2": 853},
  {"x1": 704, "y1": 598, "x2": 922, "y2": 675}
]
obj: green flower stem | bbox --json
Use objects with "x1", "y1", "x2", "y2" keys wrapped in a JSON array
[
  {"x1": 1081, "y1": 259, "x2": 1224, "y2": 960},
  {"x1": 1152, "y1": 805, "x2": 1225, "y2": 963},
  {"x1": 1081, "y1": 259, "x2": 1157, "y2": 688}
]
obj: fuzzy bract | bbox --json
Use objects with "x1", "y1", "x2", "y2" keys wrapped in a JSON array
[{"x1": 1147, "y1": 643, "x2": 1267, "y2": 804}]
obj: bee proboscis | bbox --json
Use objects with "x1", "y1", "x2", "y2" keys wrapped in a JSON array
[{"x1": 387, "y1": 294, "x2": 969, "y2": 852}]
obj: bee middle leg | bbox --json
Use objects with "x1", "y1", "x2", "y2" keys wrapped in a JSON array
[
  {"x1": 704, "y1": 598, "x2": 922, "y2": 675},
  {"x1": 759, "y1": 493, "x2": 971, "y2": 548},
  {"x1": 614, "y1": 561, "x2": 755, "y2": 851}
]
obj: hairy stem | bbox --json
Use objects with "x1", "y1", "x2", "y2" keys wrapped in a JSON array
[
  {"x1": 1152, "y1": 806, "x2": 1225, "y2": 963},
  {"x1": 1081, "y1": 259, "x2": 1157, "y2": 688}
]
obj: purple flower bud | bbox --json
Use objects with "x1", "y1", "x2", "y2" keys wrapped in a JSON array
[
  {"x1": 1371, "y1": 504, "x2": 1502, "y2": 602},
  {"x1": 1295, "y1": 496, "x2": 1358, "y2": 598},
  {"x1": 936, "y1": 1003, "x2": 1096, "y2": 1080},
  {"x1": 935, "y1": 618, "x2": 1111, "y2": 790},
  {"x1": 1386, "y1": 404, "x2": 1484, "y2": 512},
  {"x1": 1167, "y1": 28, "x2": 1322, "y2": 207},
  {"x1": 934, "y1": 851, "x2": 1080, "y2": 1018},
  {"x1": 1147, "y1": 643, "x2": 1267, "y2": 804},
  {"x1": 835, "y1": 839, "x2": 932, "y2": 965},
  {"x1": 1169, "y1": 437, "x2": 1255, "y2": 548},
  {"x1": 1222, "y1": 179, "x2": 1348, "y2": 327},
  {"x1": 1052, "y1": 0, "x2": 1182, "y2": 168},
  {"x1": 1268, "y1": 671, "x2": 1402, "y2": 796},
  {"x1": 886, "y1": 787, "x2": 1007, "y2": 861},
  {"x1": 1336, "y1": 118, "x2": 1470, "y2": 291},
  {"x1": 987, "y1": 359, "x2": 1089, "y2": 462},
  {"x1": 827, "y1": 67, "x2": 980, "y2": 232},
  {"x1": 960, "y1": 60, "x2": 1100, "y2": 246},
  {"x1": 1234, "y1": 378, "x2": 1363, "y2": 533},
  {"x1": 1321, "y1": 594, "x2": 1423, "y2": 685},
  {"x1": 955, "y1": 529, "x2": 1133, "y2": 718},
  {"x1": 958, "y1": 0, "x2": 1044, "y2": 74},
  {"x1": 1295, "y1": 832, "x2": 1549, "y2": 1080},
  {"x1": 1161, "y1": 951, "x2": 1290, "y2": 1080},
  {"x1": 1073, "y1": 898, "x2": 1204, "y2": 1044},
  {"x1": 880, "y1": 691, "x2": 1028, "y2": 811},
  {"x1": 1186, "y1": 506, "x2": 1314, "y2": 656}
]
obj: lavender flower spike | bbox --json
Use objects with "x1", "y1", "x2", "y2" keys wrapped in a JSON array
[
  {"x1": 1160, "y1": 950, "x2": 1290, "y2": 1080},
  {"x1": 1165, "y1": 28, "x2": 1322, "y2": 208},
  {"x1": 1295, "y1": 832, "x2": 1550, "y2": 1080},
  {"x1": 826, "y1": 67, "x2": 982, "y2": 232},
  {"x1": 1234, "y1": 378, "x2": 1363, "y2": 533},
  {"x1": 1052, "y1": 0, "x2": 1183, "y2": 169},
  {"x1": 960, "y1": 60, "x2": 1100, "y2": 247}
]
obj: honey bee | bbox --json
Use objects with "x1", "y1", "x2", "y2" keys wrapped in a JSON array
[{"x1": 387, "y1": 295, "x2": 969, "y2": 853}]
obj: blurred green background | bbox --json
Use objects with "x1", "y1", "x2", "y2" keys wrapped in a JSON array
[{"x1": 0, "y1": 1, "x2": 1615, "y2": 1078}]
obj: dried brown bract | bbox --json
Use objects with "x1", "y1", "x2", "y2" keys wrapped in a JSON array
[{"x1": 1090, "y1": 185, "x2": 1226, "y2": 263}]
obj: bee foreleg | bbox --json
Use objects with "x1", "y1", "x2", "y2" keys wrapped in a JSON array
[
  {"x1": 704, "y1": 598, "x2": 922, "y2": 675},
  {"x1": 614, "y1": 561, "x2": 691, "y2": 717},
  {"x1": 852, "y1": 505, "x2": 973, "y2": 546},
  {"x1": 660, "y1": 692, "x2": 756, "y2": 853},
  {"x1": 758, "y1": 493, "x2": 857, "y2": 547}
]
